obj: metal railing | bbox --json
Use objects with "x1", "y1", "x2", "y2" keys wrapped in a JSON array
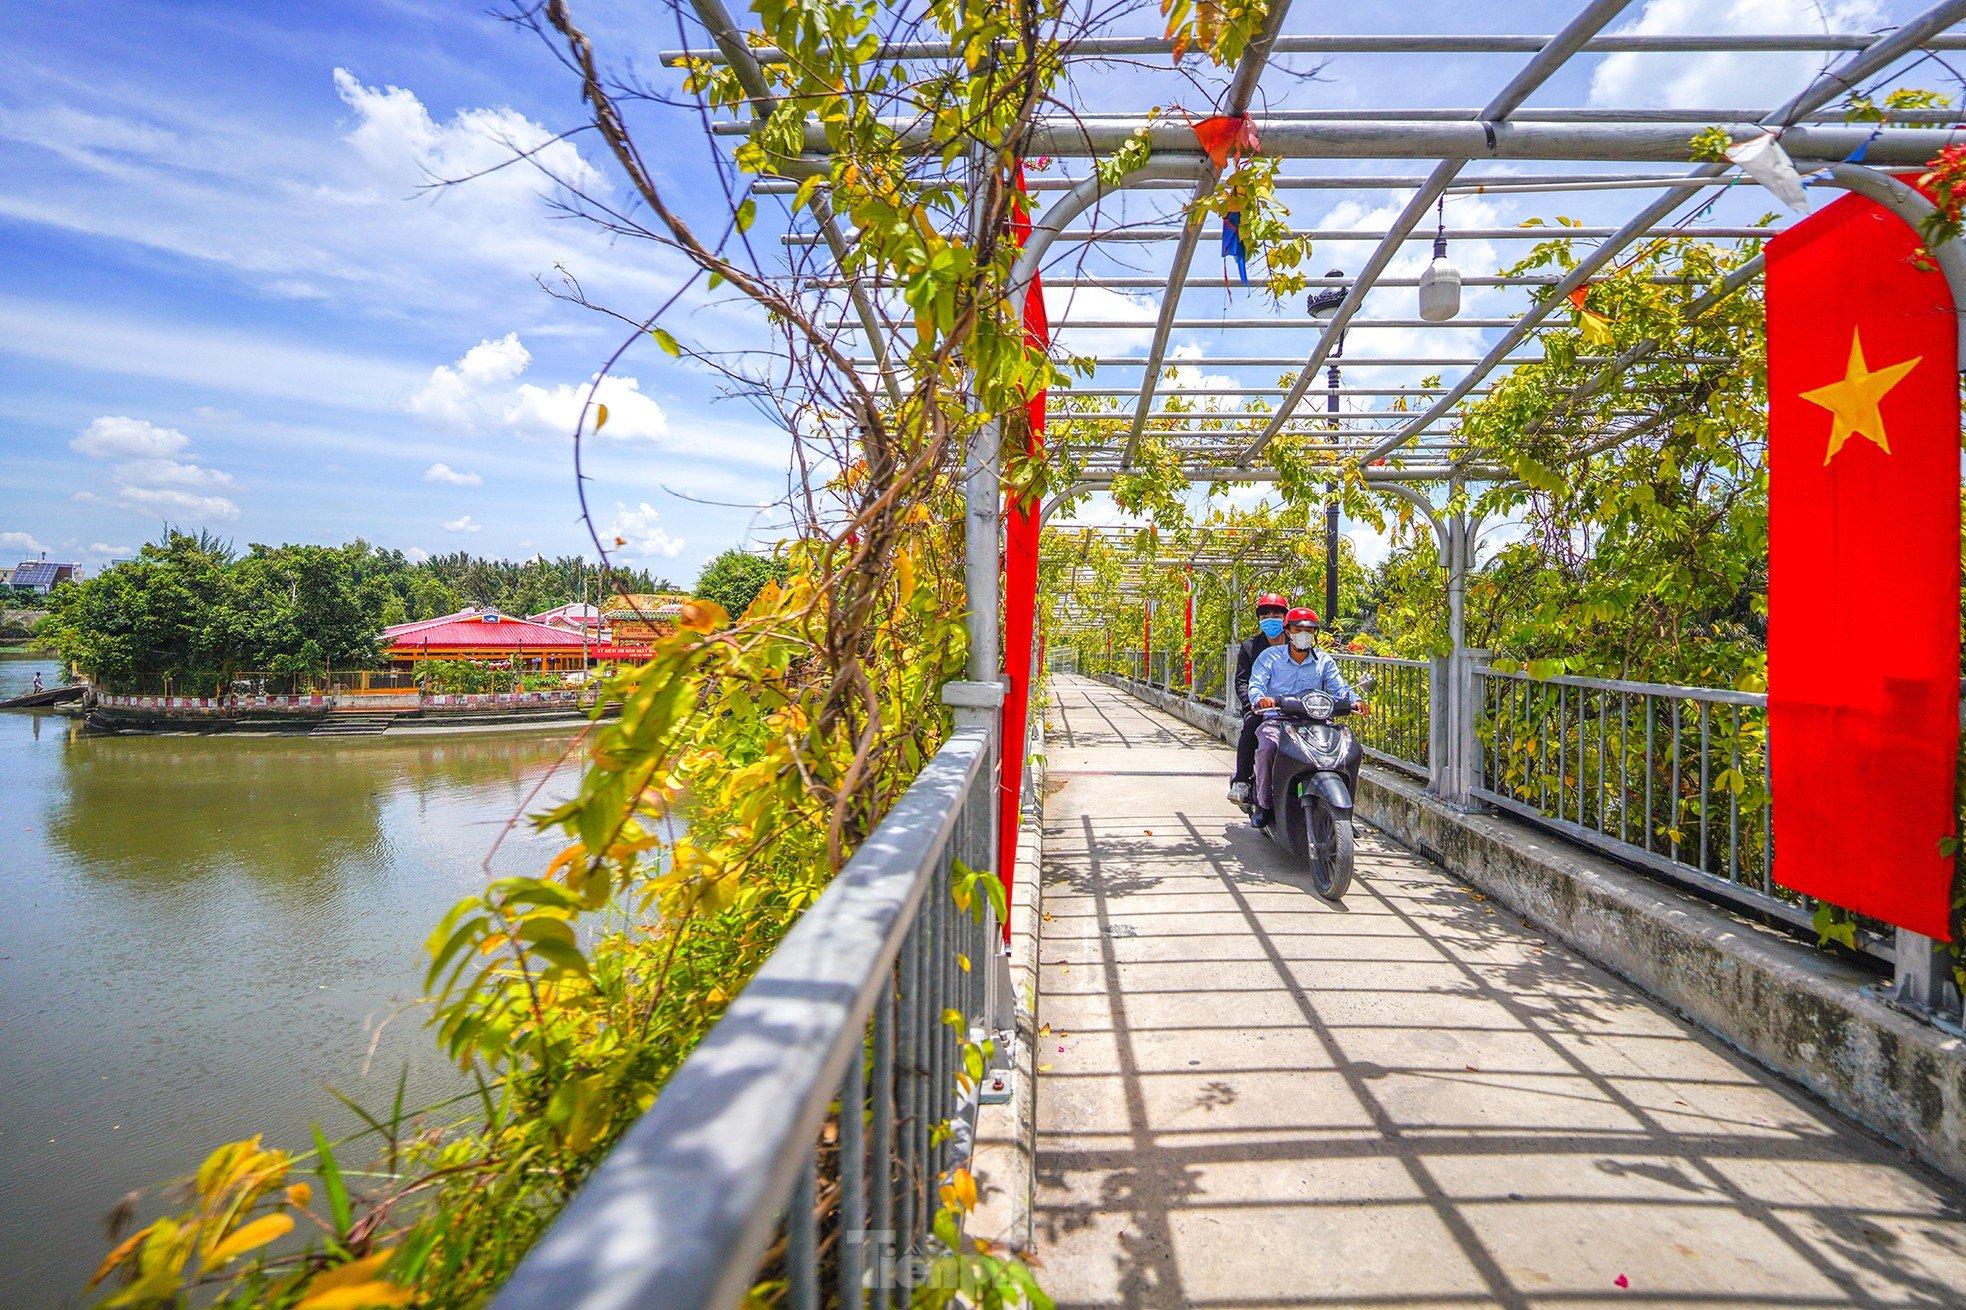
[
  {"x1": 1333, "y1": 653, "x2": 1431, "y2": 777},
  {"x1": 1471, "y1": 666, "x2": 1894, "y2": 963},
  {"x1": 492, "y1": 725, "x2": 1011, "y2": 1310}
]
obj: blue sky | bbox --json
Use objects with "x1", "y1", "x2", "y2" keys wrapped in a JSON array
[{"x1": 0, "y1": 0, "x2": 1941, "y2": 584}]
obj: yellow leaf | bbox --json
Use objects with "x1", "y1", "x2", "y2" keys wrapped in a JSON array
[
  {"x1": 958, "y1": 953, "x2": 971, "y2": 973},
  {"x1": 285, "y1": 1182, "x2": 312, "y2": 1210},
  {"x1": 678, "y1": 599, "x2": 729, "y2": 633},
  {"x1": 938, "y1": 1167, "x2": 978, "y2": 1212},
  {"x1": 595, "y1": 402, "x2": 610, "y2": 430},
  {"x1": 1576, "y1": 308, "x2": 1615, "y2": 348},
  {"x1": 896, "y1": 548, "x2": 917, "y2": 604},
  {"x1": 205, "y1": 1213, "x2": 293, "y2": 1267},
  {"x1": 89, "y1": 1228, "x2": 147, "y2": 1289},
  {"x1": 478, "y1": 932, "x2": 510, "y2": 956},
  {"x1": 294, "y1": 1281, "x2": 416, "y2": 1310},
  {"x1": 303, "y1": 1249, "x2": 396, "y2": 1295}
]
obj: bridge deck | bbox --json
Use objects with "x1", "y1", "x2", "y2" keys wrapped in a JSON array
[{"x1": 1033, "y1": 676, "x2": 1966, "y2": 1309}]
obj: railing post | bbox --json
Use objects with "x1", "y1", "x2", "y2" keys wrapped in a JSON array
[
  {"x1": 1893, "y1": 929, "x2": 1963, "y2": 1019},
  {"x1": 941, "y1": 680, "x2": 1004, "y2": 861},
  {"x1": 1427, "y1": 655, "x2": 1449, "y2": 795}
]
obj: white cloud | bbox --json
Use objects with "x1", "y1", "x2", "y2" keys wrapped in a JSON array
[
  {"x1": 606, "y1": 502, "x2": 686, "y2": 561},
  {"x1": 423, "y1": 462, "x2": 483, "y2": 486},
  {"x1": 71, "y1": 415, "x2": 189, "y2": 459},
  {"x1": 1045, "y1": 285, "x2": 1158, "y2": 354},
  {"x1": 114, "y1": 458, "x2": 233, "y2": 490},
  {"x1": 111, "y1": 485, "x2": 241, "y2": 521},
  {"x1": 407, "y1": 334, "x2": 532, "y2": 432},
  {"x1": 407, "y1": 333, "x2": 670, "y2": 443},
  {"x1": 442, "y1": 514, "x2": 483, "y2": 533},
  {"x1": 403, "y1": 546, "x2": 431, "y2": 564},
  {"x1": 0, "y1": 296, "x2": 425, "y2": 412},
  {"x1": 506, "y1": 374, "x2": 669, "y2": 443},
  {"x1": 1589, "y1": 0, "x2": 1888, "y2": 109},
  {"x1": 0, "y1": 67, "x2": 668, "y2": 333},
  {"x1": 0, "y1": 530, "x2": 49, "y2": 558},
  {"x1": 70, "y1": 415, "x2": 240, "y2": 521},
  {"x1": 1346, "y1": 525, "x2": 1392, "y2": 569}
]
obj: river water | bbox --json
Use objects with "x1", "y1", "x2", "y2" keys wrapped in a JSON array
[{"x1": 0, "y1": 654, "x2": 580, "y2": 1305}]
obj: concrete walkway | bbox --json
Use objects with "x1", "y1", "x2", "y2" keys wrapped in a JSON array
[{"x1": 1033, "y1": 676, "x2": 1966, "y2": 1309}]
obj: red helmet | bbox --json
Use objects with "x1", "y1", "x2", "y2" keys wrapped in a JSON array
[
  {"x1": 1254, "y1": 592, "x2": 1290, "y2": 613},
  {"x1": 1285, "y1": 607, "x2": 1320, "y2": 629}
]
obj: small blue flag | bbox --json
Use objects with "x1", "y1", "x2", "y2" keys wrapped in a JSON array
[{"x1": 1222, "y1": 211, "x2": 1248, "y2": 285}]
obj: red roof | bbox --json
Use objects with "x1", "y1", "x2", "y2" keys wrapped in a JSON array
[{"x1": 384, "y1": 614, "x2": 592, "y2": 650}]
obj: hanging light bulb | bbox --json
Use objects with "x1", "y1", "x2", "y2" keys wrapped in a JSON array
[{"x1": 1418, "y1": 196, "x2": 1462, "y2": 322}]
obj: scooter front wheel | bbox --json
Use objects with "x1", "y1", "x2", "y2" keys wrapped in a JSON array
[{"x1": 1306, "y1": 799, "x2": 1354, "y2": 900}]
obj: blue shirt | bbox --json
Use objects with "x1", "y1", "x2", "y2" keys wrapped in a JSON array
[{"x1": 1247, "y1": 644, "x2": 1353, "y2": 715}]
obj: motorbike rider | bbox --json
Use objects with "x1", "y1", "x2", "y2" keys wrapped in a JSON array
[
  {"x1": 1246, "y1": 608, "x2": 1368, "y2": 828},
  {"x1": 1227, "y1": 593, "x2": 1292, "y2": 805}
]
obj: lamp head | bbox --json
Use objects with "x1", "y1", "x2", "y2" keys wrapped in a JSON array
[{"x1": 1305, "y1": 269, "x2": 1349, "y2": 320}]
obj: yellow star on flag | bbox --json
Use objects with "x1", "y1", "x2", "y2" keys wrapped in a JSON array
[{"x1": 1798, "y1": 327, "x2": 1922, "y2": 465}]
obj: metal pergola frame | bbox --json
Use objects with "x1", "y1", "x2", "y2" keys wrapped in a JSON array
[{"x1": 677, "y1": 1, "x2": 1966, "y2": 1006}]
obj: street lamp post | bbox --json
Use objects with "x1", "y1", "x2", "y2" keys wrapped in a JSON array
[{"x1": 1306, "y1": 270, "x2": 1350, "y2": 629}]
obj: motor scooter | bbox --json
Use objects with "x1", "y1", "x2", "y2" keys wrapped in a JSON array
[{"x1": 1236, "y1": 680, "x2": 1370, "y2": 898}]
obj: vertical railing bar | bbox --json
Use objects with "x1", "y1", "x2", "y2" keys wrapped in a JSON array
[
  {"x1": 1698, "y1": 700, "x2": 1711, "y2": 876},
  {"x1": 1556, "y1": 682, "x2": 1567, "y2": 821},
  {"x1": 1619, "y1": 691, "x2": 1630, "y2": 845},
  {"x1": 1762, "y1": 722, "x2": 1775, "y2": 893},
  {"x1": 1596, "y1": 686, "x2": 1607, "y2": 834},
  {"x1": 789, "y1": 1146, "x2": 818, "y2": 1310},
  {"x1": 1670, "y1": 700, "x2": 1682, "y2": 866},
  {"x1": 1644, "y1": 694, "x2": 1655, "y2": 855},
  {"x1": 896, "y1": 916, "x2": 921, "y2": 1261},
  {"x1": 840, "y1": 1028, "x2": 868, "y2": 1310},
  {"x1": 871, "y1": 968, "x2": 895, "y2": 1310},
  {"x1": 1729, "y1": 703, "x2": 1741, "y2": 886}
]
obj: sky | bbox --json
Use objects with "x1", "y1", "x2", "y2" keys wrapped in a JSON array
[{"x1": 0, "y1": 0, "x2": 1944, "y2": 585}]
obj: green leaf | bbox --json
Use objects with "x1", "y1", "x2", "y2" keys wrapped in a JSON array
[
  {"x1": 312, "y1": 1125, "x2": 353, "y2": 1237},
  {"x1": 650, "y1": 327, "x2": 682, "y2": 356},
  {"x1": 735, "y1": 198, "x2": 758, "y2": 233}
]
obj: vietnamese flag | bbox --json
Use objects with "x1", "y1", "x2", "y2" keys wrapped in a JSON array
[
  {"x1": 995, "y1": 162, "x2": 1050, "y2": 917},
  {"x1": 1766, "y1": 186, "x2": 1960, "y2": 939}
]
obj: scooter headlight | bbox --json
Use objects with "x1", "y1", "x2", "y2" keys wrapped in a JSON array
[
  {"x1": 1302, "y1": 691, "x2": 1335, "y2": 720},
  {"x1": 1292, "y1": 722, "x2": 1347, "y2": 769}
]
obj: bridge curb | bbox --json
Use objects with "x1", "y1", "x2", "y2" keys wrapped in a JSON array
[
  {"x1": 971, "y1": 717, "x2": 1044, "y2": 1254},
  {"x1": 1355, "y1": 765, "x2": 1966, "y2": 1190},
  {"x1": 1103, "y1": 674, "x2": 1966, "y2": 1190}
]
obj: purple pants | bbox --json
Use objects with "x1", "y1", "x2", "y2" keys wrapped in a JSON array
[{"x1": 1253, "y1": 718, "x2": 1285, "y2": 810}]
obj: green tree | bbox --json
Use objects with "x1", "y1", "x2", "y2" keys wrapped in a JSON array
[{"x1": 693, "y1": 549, "x2": 790, "y2": 619}]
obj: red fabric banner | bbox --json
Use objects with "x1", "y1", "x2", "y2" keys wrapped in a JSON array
[
  {"x1": 1766, "y1": 186, "x2": 1960, "y2": 939},
  {"x1": 996, "y1": 164, "x2": 1049, "y2": 914}
]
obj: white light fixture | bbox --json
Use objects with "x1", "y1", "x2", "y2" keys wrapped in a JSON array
[{"x1": 1418, "y1": 196, "x2": 1461, "y2": 322}]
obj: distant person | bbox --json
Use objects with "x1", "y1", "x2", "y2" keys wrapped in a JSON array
[
  {"x1": 1228, "y1": 593, "x2": 1291, "y2": 805},
  {"x1": 31, "y1": 671, "x2": 43, "y2": 693}
]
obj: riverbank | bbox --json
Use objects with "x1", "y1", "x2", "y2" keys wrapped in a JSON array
[{"x1": 83, "y1": 700, "x2": 617, "y2": 737}]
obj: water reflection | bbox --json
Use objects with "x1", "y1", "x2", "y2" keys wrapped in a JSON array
[{"x1": 0, "y1": 654, "x2": 583, "y2": 1306}]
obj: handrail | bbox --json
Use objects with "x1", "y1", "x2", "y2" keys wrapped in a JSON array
[
  {"x1": 492, "y1": 726, "x2": 991, "y2": 1310},
  {"x1": 1479, "y1": 664, "x2": 1766, "y2": 707}
]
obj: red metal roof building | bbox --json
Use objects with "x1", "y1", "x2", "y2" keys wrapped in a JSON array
[{"x1": 381, "y1": 608, "x2": 650, "y2": 670}]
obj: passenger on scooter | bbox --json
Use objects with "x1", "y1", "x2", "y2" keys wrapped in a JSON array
[
  {"x1": 1226, "y1": 592, "x2": 1291, "y2": 805},
  {"x1": 1246, "y1": 608, "x2": 1368, "y2": 828}
]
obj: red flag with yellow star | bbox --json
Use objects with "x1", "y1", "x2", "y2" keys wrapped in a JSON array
[{"x1": 1766, "y1": 187, "x2": 1959, "y2": 939}]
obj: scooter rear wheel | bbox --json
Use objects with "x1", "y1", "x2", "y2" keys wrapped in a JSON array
[{"x1": 1307, "y1": 800, "x2": 1354, "y2": 900}]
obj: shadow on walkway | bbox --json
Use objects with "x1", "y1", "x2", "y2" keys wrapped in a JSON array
[{"x1": 1034, "y1": 676, "x2": 1966, "y2": 1310}]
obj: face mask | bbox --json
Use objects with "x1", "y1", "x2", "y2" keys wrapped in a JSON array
[
  {"x1": 1288, "y1": 631, "x2": 1316, "y2": 651},
  {"x1": 1259, "y1": 617, "x2": 1285, "y2": 639}
]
